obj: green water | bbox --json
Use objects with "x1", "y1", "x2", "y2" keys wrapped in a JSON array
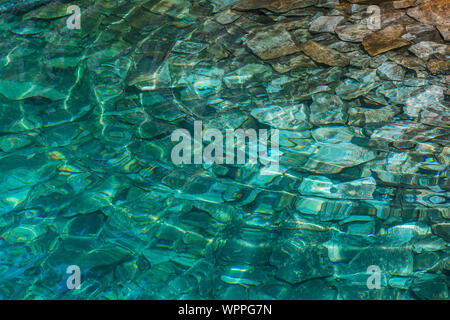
[{"x1": 0, "y1": 0, "x2": 448, "y2": 300}]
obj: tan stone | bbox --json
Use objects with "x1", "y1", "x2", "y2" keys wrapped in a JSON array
[
  {"x1": 299, "y1": 40, "x2": 350, "y2": 67},
  {"x1": 348, "y1": 0, "x2": 392, "y2": 3},
  {"x1": 392, "y1": 56, "x2": 426, "y2": 71},
  {"x1": 407, "y1": 0, "x2": 450, "y2": 26},
  {"x1": 437, "y1": 25, "x2": 450, "y2": 41},
  {"x1": 427, "y1": 58, "x2": 450, "y2": 75},
  {"x1": 393, "y1": 0, "x2": 416, "y2": 9},
  {"x1": 362, "y1": 24, "x2": 411, "y2": 56}
]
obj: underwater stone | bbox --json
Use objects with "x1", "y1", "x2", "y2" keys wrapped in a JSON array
[
  {"x1": 432, "y1": 223, "x2": 450, "y2": 242},
  {"x1": 214, "y1": 9, "x2": 241, "y2": 24},
  {"x1": 414, "y1": 252, "x2": 440, "y2": 271},
  {"x1": 377, "y1": 62, "x2": 405, "y2": 81},
  {"x1": 346, "y1": 246, "x2": 414, "y2": 276},
  {"x1": 271, "y1": 241, "x2": 333, "y2": 284},
  {"x1": 172, "y1": 40, "x2": 208, "y2": 54},
  {"x1": 411, "y1": 274, "x2": 449, "y2": 300},
  {"x1": 0, "y1": 0, "x2": 448, "y2": 300},
  {"x1": 268, "y1": 53, "x2": 317, "y2": 73},
  {"x1": 296, "y1": 197, "x2": 353, "y2": 221},
  {"x1": 408, "y1": 41, "x2": 448, "y2": 60},
  {"x1": 436, "y1": 25, "x2": 450, "y2": 41},
  {"x1": 309, "y1": 93, "x2": 347, "y2": 125},
  {"x1": 223, "y1": 63, "x2": 272, "y2": 89},
  {"x1": 335, "y1": 24, "x2": 373, "y2": 42},
  {"x1": 404, "y1": 85, "x2": 445, "y2": 118},
  {"x1": 245, "y1": 26, "x2": 302, "y2": 60},
  {"x1": 251, "y1": 104, "x2": 310, "y2": 130},
  {"x1": 362, "y1": 24, "x2": 411, "y2": 56},
  {"x1": 335, "y1": 77, "x2": 380, "y2": 100},
  {"x1": 407, "y1": 0, "x2": 450, "y2": 27},
  {"x1": 301, "y1": 142, "x2": 377, "y2": 174},
  {"x1": 299, "y1": 176, "x2": 376, "y2": 200},
  {"x1": 299, "y1": 40, "x2": 349, "y2": 67},
  {"x1": 348, "y1": 105, "x2": 397, "y2": 126},
  {"x1": 23, "y1": 2, "x2": 71, "y2": 20},
  {"x1": 309, "y1": 15, "x2": 344, "y2": 33},
  {"x1": 426, "y1": 56, "x2": 450, "y2": 75}
]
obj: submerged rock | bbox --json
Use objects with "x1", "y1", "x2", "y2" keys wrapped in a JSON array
[
  {"x1": 251, "y1": 104, "x2": 310, "y2": 130},
  {"x1": 362, "y1": 24, "x2": 411, "y2": 56},
  {"x1": 299, "y1": 40, "x2": 349, "y2": 67},
  {"x1": 299, "y1": 176, "x2": 376, "y2": 200},
  {"x1": 309, "y1": 15, "x2": 344, "y2": 33},
  {"x1": 427, "y1": 56, "x2": 450, "y2": 75},
  {"x1": 407, "y1": 0, "x2": 450, "y2": 28},
  {"x1": 268, "y1": 53, "x2": 317, "y2": 73},
  {"x1": 309, "y1": 93, "x2": 347, "y2": 125},
  {"x1": 408, "y1": 41, "x2": 449, "y2": 60},
  {"x1": 245, "y1": 26, "x2": 302, "y2": 60},
  {"x1": 0, "y1": 0, "x2": 448, "y2": 301},
  {"x1": 377, "y1": 62, "x2": 405, "y2": 81},
  {"x1": 301, "y1": 142, "x2": 377, "y2": 174},
  {"x1": 336, "y1": 24, "x2": 373, "y2": 42}
]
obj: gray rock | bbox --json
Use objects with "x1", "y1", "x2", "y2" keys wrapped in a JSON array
[
  {"x1": 246, "y1": 26, "x2": 302, "y2": 60},
  {"x1": 377, "y1": 62, "x2": 405, "y2": 81},
  {"x1": 335, "y1": 24, "x2": 373, "y2": 42},
  {"x1": 309, "y1": 15, "x2": 344, "y2": 33},
  {"x1": 408, "y1": 41, "x2": 449, "y2": 60}
]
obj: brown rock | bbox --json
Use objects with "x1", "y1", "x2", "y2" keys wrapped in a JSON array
[
  {"x1": 407, "y1": 0, "x2": 450, "y2": 26},
  {"x1": 362, "y1": 24, "x2": 411, "y2": 56},
  {"x1": 427, "y1": 57, "x2": 450, "y2": 75},
  {"x1": 233, "y1": 0, "x2": 317, "y2": 13},
  {"x1": 299, "y1": 40, "x2": 350, "y2": 67},
  {"x1": 348, "y1": 0, "x2": 391, "y2": 3},
  {"x1": 391, "y1": 55, "x2": 426, "y2": 71},
  {"x1": 437, "y1": 25, "x2": 450, "y2": 41},
  {"x1": 407, "y1": 0, "x2": 449, "y2": 39},
  {"x1": 380, "y1": 9, "x2": 408, "y2": 28},
  {"x1": 393, "y1": 0, "x2": 416, "y2": 9}
]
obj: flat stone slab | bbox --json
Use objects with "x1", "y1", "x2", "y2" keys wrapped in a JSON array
[
  {"x1": 245, "y1": 27, "x2": 302, "y2": 60},
  {"x1": 407, "y1": 0, "x2": 450, "y2": 27},
  {"x1": 362, "y1": 24, "x2": 411, "y2": 56},
  {"x1": 309, "y1": 15, "x2": 344, "y2": 33},
  {"x1": 299, "y1": 40, "x2": 350, "y2": 67},
  {"x1": 336, "y1": 24, "x2": 373, "y2": 42}
]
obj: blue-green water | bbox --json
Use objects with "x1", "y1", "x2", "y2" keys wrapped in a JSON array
[{"x1": 0, "y1": 0, "x2": 448, "y2": 300}]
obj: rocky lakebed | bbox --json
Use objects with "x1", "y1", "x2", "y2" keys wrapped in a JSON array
[{"x1": 0, "y1": 0, "x2": 448, "y2": 299}]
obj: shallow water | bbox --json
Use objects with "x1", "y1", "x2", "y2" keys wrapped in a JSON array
[{"x1": 0, "y1": 0, "x2": 448, "y2": 300}]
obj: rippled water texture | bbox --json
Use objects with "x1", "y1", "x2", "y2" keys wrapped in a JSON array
[{"x1": 0, "y1": 0, "x2": 448, "y2": 300}]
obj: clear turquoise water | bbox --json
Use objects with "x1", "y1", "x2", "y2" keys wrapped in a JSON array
[{"x1": 0, "y1": 0, "x2": 448, "y2": 300}]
